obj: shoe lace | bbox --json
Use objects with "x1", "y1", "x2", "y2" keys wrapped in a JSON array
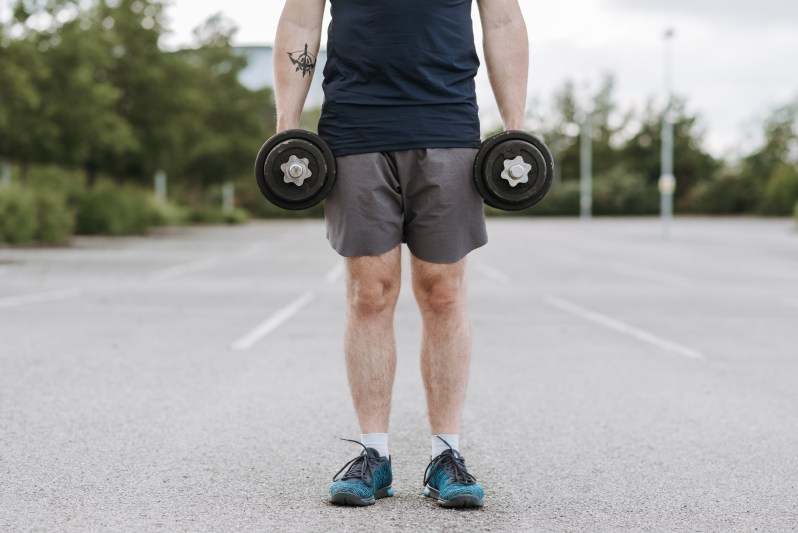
[
  {"x1": 332, "y1": 438, "x2": 380, "y2": 484},
  {"x1": 423, "y1": 436, "x2": 477, "y2": 486}
]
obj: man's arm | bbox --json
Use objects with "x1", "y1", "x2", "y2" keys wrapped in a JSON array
[
  {"x1": 273, "y1": 0, "x2": 326, "y2": 132},
  {"x1": 478, "y1": 0, "x2": 528, "y2": 131}
]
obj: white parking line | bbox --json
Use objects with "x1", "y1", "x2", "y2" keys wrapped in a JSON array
[
  {"x1": 605, "y1": 261, "x2": 694, "y2": 289},
  {"x1": 473, "y1": 261, "x2": 511, "y2": 286},
  {"x1": 544, "y1": 295, "x2": 704, "y2": 360},
  {"x1": 231, "y1": 291, "x2": 316, "y2": 351},
  {"x1": 0, "y1": 287, "x2": 82, "y2": 309},
  {"x1": 783, "y1": 298, "x2": 798, "y2": 310},
  {"x1": 147, "y1": 257, "x2": 220, "y2": 282},
  {"x1": 325, "y1": 262, "x2": 345, "y2": 283}
]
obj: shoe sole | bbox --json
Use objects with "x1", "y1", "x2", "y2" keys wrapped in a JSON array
[
  {"x1": 424, "y1": 486, "x2": 483, "y2": 508},
  {"x1": 330, "y1": 486, "x2": 393, "y2": 506}
]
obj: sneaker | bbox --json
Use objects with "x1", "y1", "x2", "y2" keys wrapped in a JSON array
[
  {"x1": 423, "y1": 438, "x2": 484, "y2": 508},
  {"x1": 329, "y1": 439, "x2": 394, "y2": 506}
]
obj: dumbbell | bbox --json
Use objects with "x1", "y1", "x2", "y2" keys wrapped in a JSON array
[
  {"x1": 473, "y1": 130, "x2": 554, "y2": 211},
  {"x1": 255, "y1": 129, "x2": 552, "y2": 212},
  {"x1": 254, "y1": 129, "x2": 336, "y2": 210}
]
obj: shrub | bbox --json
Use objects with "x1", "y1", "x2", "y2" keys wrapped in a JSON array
[
  {"x1": 0, "y1": 186, "x2": 38, "y2": 244},
  {"x1": 148, "y1": 197, "x2": 188, "y2": 226},
  {"x1": 794, "y1": 200, "x2": 798, "y2": 224},
  {"x1": 680, "y1": 172, "x2": 759, "y2": 214},
  {"x1": 75, "y1": 182, "x2": 157, "y2": 235},
  {"x1": 33, "y1": 189, "x2": 74, "y2": 244},
  {"x1": 592, "y1": 165, "x2": 658, "y2": 216},
  {"x1": 759, "y1": 162, "x2": 798, "y2": 215},
  {"x1": 187, "y1": 206, "x2": 249, "y2": 224}
]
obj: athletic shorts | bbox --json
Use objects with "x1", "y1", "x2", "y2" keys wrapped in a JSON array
[{"x1": 324, "y1": 148, "x2": 488, "y2": 264}]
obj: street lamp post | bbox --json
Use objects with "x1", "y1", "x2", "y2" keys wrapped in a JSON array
[
  {"x1": 580, "y1": 94, "x2": 593, "y2": 220},
  {"x1": 659, "y1": 28, "x2": 676, "y2": 237}
]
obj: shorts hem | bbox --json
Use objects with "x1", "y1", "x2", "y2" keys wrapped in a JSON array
[
  {"x1": 406, "y1": 237, "x2": 488, "y2": 264},
  {"x1": 327, "y1": 237, "x2": 403, "y2": 259}
]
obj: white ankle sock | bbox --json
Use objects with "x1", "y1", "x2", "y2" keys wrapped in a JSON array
[
  {"x1": 361, "y1": 433, "x2": 389, "y2": 458},
  {"x1": 431, "y1": 434, "x2": 459, "y2": 458}
]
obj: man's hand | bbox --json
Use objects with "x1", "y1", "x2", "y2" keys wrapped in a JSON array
[
  {"x1": 478, "y1": 0, "x2": 528, "y2": 131},
  {"x1": 274, "y1": 0, "x2": 326, "y2": 132}
]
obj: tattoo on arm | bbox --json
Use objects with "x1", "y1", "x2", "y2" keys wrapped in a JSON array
[{"x1": 287, "y1": 44, "x2": 317, "y2": 77}]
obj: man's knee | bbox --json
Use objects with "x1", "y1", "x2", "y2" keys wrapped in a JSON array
[
  {"x1": 414, "y1": 275, "x2": 465, "y2": 316},
  {"x1": 347, "y1": 273, "x2": 400, "y2": 316}
]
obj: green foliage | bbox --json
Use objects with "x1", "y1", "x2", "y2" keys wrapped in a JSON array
[
  {"x1": 794, "y1": 200, "x2": 798, "y2": 225},
  {"x1": 187, "y1": 206, "x2": 249, "y2": 225},
  {"x1": 759, "y1": 162, "x2": 798, "y2": 215},
  {"x1": 741, "y1": 103, "x2": 798, "y2": 184},
  {"x1": 680, "y1": 171, "x2": 759, "y2": 214},
  {"x1": 0, "y1": 186, "x2": 38, "y2": 244},
  {"x1": 149, "y1": 198, "x2": 188, "y2": 226},
  {"x1": 32, "y1": 188, "x2": 73, "y2": 244},
  {"x1": 593, "y1": 165, "x2": 658, "y2": 215},
  {"x1": 74, "y1": 181, "x2": 156, "y2": 235},
  {"x1": 0, "y1": 178, "x2": 73, "y2": 245}
]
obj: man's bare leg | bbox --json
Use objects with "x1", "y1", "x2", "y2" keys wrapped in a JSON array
[
  {"x1": 411, "y1": 254, "x2": 470, "y2": 436},
  {"x1": 344, "y1": 245, "x2": 402, "y2": 434}
]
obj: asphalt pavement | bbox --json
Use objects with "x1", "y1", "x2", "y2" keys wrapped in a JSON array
[{"x1": 1, "y1": 217, "x2": 797, "y2": 532}]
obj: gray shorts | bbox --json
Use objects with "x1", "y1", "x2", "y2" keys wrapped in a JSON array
[{"x1": 324, "y1": 148, "x2": 488, "y2": 264}]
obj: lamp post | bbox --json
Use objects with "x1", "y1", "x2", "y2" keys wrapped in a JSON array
[
  {"x1": 580, "y1": 85, "x2": 593, "y2": 220},
  {"x1": 659, "y1": 28, "x2": 676, "y2": 237}
]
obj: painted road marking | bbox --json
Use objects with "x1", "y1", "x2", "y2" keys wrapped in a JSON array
[
  {"x1": 473, "y1": 261, "x2": 511, "y2": 286},
  {"x1": 544, "y1": 295, "x2": 704, "y2": 360},
  {"x1": 231, "y1": 291, "x2": 316, "y2": 351},
  {"x1": 325, "y1": 262, "x2": 345, "y2": 283},
  {"x1": 147, "y1": 257, "x2": 220, "y2": 282},
  {"x1": 605, "y1": 261, "x2": 694, "y2": 289},
  {"x1": 0, "y1": 287, "x2": 82, "y2": 309}
]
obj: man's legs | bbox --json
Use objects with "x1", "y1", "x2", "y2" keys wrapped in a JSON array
[
  {"x1": 412, "y1": 253, "x2": 484, "y2": 508},
  {"x1": 410, "y1": 254, "x2": 470, "y2": 437},
  {"x1": 344, "y1": 245, "x2": 402, "y2": 434}
]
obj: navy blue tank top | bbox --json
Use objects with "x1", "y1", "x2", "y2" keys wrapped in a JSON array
[{"x1": 318, "y1": 0, "x2": 481, "y2": 156}]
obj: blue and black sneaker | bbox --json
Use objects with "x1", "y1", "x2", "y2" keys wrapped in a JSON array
[
  {"x1": 329, "y1": 439, "x2": 394, "y2": 506},
  {"x1": 423, "y1": 438, "x2": 484, "y2": 508}
]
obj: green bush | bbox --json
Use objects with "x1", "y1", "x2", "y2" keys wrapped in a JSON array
[
  {"x1": 680, "y1": 172, "x2": 759, "y2": 214},
  {"x1": 794, "y1": 200, "x2": 798, "y2": 224},
  {"x1": 33, "y1": 189, "x2": 74, "y2": 244},
  {"x1": 0, "y1": 186, "x2": 38, "y2": 244},
  {"x1": 75, "y1": 181, "x2": 157, "y2": 235},
  {"x1": 148, "y1": 197, "x2": 188, "y2": 226},
  {"x1": 187, "y1": 206, "x2": 249, "y2": 225},
  {"x1": 592, "y1": 166, "x2": 658, "y2": 215},
  {"x1": 759, "y1": 162, "x2": 798, "y2": 215}
]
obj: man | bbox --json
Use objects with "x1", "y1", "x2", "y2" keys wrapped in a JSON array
[{"x1": 273, "y1": 0, "x2": 528, "y2": 509}]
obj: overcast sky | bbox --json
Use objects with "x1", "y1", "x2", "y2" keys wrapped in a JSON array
[{"x1": 18, "y1": 0, "x2": 798, "y2": 158}]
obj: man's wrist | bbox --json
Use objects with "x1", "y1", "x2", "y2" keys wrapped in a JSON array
[
  {"x1": 504, "y1": 119, "x2": 525, "y2": 131},
  {"x1": 276, "y1": 115, "x2": 301, "y2": 132}
]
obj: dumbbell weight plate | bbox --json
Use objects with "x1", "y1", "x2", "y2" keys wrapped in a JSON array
[
  {"x1": 254, "y1": 129, "x2": 336, "y2": 210},
  {"x1": 474, "y1": 130, "x2": 554, "y2": 211}
]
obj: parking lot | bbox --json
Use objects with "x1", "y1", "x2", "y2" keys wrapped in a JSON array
[{"x1": 1, "y1": 217, "x2": 797, "y2": 531}]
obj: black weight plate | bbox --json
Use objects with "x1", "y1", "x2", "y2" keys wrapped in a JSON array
[
  {"x1": 263, "y1": 139, "x2": 326, "y2": 202},
  {"x1": 474, "y1": 130, "x2": 554, "y2": 211},
  {"x1": 254, "y1": 129, "x2": 337, "y2": 210},
  {"x1": 483, "y1": 139, "x2": 546, "y2": 203}
]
